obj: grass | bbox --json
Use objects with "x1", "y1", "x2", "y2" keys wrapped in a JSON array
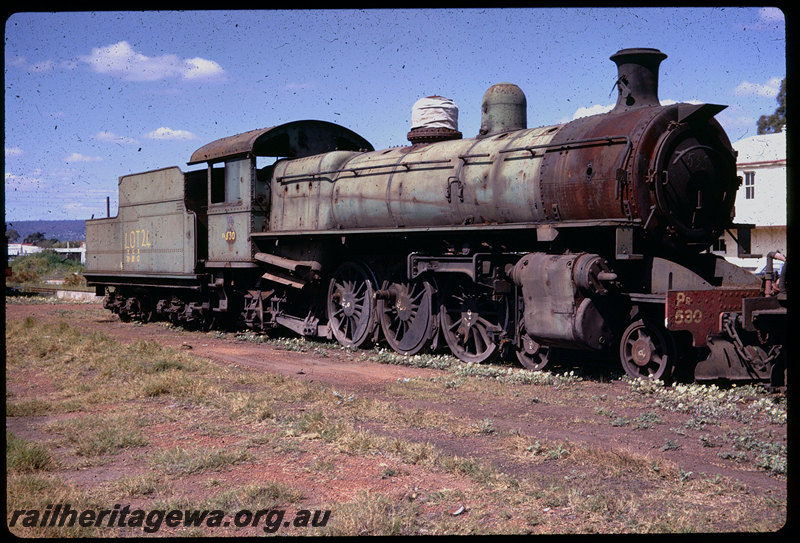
[
  {"x1": 6, "y1": 432, "x2": 54, "y2": 472},
  {"x1": 148, "y1": 447, "x2": 254, "y2": 476},
  {"x1": 7, "y1": 252, "x2": 90, "y2": 291},
  {"x1": 316, "y1": 490, "x2": 419, "y2": 536},
  {"x1": 44, "y1": 413, "x2": 149, "y2": 457},
  {"x1": 5, "y1": 310, "x2": 787, "y2": 535}
]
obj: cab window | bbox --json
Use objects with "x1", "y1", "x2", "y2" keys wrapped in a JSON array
[{"x1": 224, "y1": 157, "x2": 251, "y2": 203}]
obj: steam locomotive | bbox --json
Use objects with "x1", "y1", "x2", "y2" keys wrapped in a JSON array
[{"x1": 85, "y1": 48, "x2": 786, "y2": 386}]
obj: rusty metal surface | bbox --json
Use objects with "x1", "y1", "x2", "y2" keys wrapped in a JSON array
[
  {"x1": 188, "y1": 120, "x2": 373, "y2": 164},
  {"x1": 85, "y1": 167, "x2": 200, "y2": 276},
  {"x1": 510, "y1": 252, "x2": 615, "y2": 350},
  {"x1": 207, "y1": 210, "x2": 254, "y2": 263},
  {"x1": 608, "y1": 48, "x2": 667, "y2": 112},
  {"x1": 666, "y1": 288, "x2": 761, "y2": 346},
  {"x1": 742, "y1": 296, "x2": 785, "y2": 332},
  {"x1": 538, "y1": 111, "x2": 641, "y2": 222},
  {"x1": 252, "y1": 51, "x2": 735, "y2": 253},
  {"x1": 650, "y1": 255, "x2": 760, "y2": 295},
  {"x1": 324, "y1": 124, "x2": 562, "y2": 230},
  {"x1": 270, "y1": 151, "x2": 360, "y2": 232}
]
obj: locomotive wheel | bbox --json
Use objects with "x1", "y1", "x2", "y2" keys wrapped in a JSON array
[
  {"x1": 243, "y1": 291, "x2": 266, "y2": 331},
  {"x1": 515, "y1": 333, "x2": 551, "y2": 371},
  {"x1": 619, "y1": 318, "x2": 676, "y2": 381},
  {"x1": 439, "y1": 282, "x2": 507, "y2": 364},
  {"x1": 378, "y1": 279, "x2": 435, "y2": 356},
  {"x1": 327, "y1": 261, "x2": 377, "y2": 349}
]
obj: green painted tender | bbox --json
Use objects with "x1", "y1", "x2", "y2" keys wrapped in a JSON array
[{"x1": 84, "y1": 166, "x2": 206, "y2": 282}]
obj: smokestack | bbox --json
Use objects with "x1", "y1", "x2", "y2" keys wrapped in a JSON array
[{"x1": 609, "y1": 48, "x2": 667, "y2": 112}]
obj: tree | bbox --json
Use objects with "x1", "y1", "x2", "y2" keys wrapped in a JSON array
[
  {"x1": 23, "y1": 232, "x2": 46, "y2": 245},
  {"x1": 5, "y1": 228, "x2": 20, "y2": 242},
  {"x1": 756, "y1": 78, "x2": 786, "y2": 134}
]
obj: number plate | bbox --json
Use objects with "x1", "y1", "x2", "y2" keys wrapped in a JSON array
[{"x1": 666, "y1": 289, "x2": 760, "y2": 346}]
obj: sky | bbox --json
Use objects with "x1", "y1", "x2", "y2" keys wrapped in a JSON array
[{"x1": 4, "y1": 8, "x2": 787, "y2": 222}]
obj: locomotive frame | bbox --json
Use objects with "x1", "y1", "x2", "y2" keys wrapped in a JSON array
[{"x1": 84, "y1": 48, "x2": 787, "y2": 387}]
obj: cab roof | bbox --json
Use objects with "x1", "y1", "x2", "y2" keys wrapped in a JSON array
[{"x1": 188, "y1": 120, "x2": 374, "y2": 165}]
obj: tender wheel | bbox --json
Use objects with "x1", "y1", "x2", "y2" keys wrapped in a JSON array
[
  {"x1": 122, "y1": 294, "x2": 153, "y2": 323},
  {"x1": 619, "y1": 318, "x2": 676, "y2": 381},
  {"x1": 439, "y1": 282, "x2": 507, "y2": 364},
  {"x1": 327, "y1": 261, "x2": 377, "y2": 348},
  {"x1": 378, "y1": 279, "x2": 435, "y2": 356},
  {"x1": 515, "y1": 333, "x2": 551, "y2": 371}
]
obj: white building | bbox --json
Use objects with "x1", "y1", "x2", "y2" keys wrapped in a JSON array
[
  {"x1": 7, "y1": 242, "x2": 86, "y2": 263},
  {"x1": 7, "y1": 243, "x2": 44, "y2": 257},
  {"x1": 53, "y1": 242, "x2": 87, "y2": 264},
  {"x1": 714, "y1": 128, "x2": 787, "y2": 271}
]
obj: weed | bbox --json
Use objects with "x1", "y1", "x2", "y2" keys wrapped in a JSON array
[
  {"x1": 661, "y1": 440, "x2": 681, "y2": 451},
  {"x1": 114, "y1": 472, "x2": 167, "y2": 496},
  {"x1": 594, "y1": 406, "x2": 615, "y2": 417},
  {"x1": 6, "y1": 399, "x2": 52, "y2": 417},
  {"x1": 316, "y1": 490, "x2": 418, "y2": 536},
  {"x1": 440, "y1": 456, "x2": 497, "y2": 484},
  {"x1": 6, "y1": 432, "x2": 53, "y2": 471},
  {"x1": 718, "y1": 450, "x2": 748, "y2": 463},
  {"x1": 206, "y1": 482, "x2": 304, "y2": 510},
  {"x1": 634, "y1": 411, "x2": 662, "y2": 429},
  {"x1": 699, "y1": 434, "x2": 717, "y2": 448},
  {"x1": 473, "y1": 418, "x2": 496, "y2": 435},
  {"x1": 547, "y1": 443, "x2": 571, "y2": 460},
  {"x1": 148, "y1": 446, "x2": 253, "y2": 475}
]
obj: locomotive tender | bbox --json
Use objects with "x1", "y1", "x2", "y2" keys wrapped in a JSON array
[{"x1": 85, "y1": 48, "x2": 786, "y2": 385}]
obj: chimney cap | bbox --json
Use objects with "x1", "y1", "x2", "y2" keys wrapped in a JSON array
[
  {"x1": 610, "y1": 47, "x2": 667, "y2": 63},
  {"x1": 609, "y1": 47, "x2": 667, "y2": 112}
]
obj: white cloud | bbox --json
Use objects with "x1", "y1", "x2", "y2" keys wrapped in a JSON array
[
  {"x1": 95, "y1": 131, "x2": 138, "y2": 145},
  {"x1": 733, "y1": 77, "x2": 782, "y2": 98},
  {"x1": 29, "y1": 60, "x2": 56, "y2": 72},
  {"x1": 183, "y1": 57, "x2": 225, "y2": 80},
  {"x1": 144, "y1": 127, "x2": 196, "y2": 140},
  {"x1": 5, "y1": 171, "x2": 44, "y2": 191},
  {"x1": 572, "y1": 104, "x2": 613, "y2": 119},
  {"x1": 8, "y1": 55, "x2": 27, "y2": 68},
  {"x1": 64, "y1": 153, "x2": 102, "y2": 163},
  {"x1": 5, "y1": 147, "x2": 24, "y2": 158},
  {"x1": 570, "y1": 98, "x2": 702, "y2": 120},
  {"x1": 79, "y1": 41, "x2": 225, "y2": 82},
  {"x1": 62, "y1": 201, "x2": 100, "y2": 215}
]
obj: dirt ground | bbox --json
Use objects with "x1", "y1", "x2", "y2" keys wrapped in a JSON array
[{"x1": 5, "y1": 301, "x2": 788, "y2": 535}]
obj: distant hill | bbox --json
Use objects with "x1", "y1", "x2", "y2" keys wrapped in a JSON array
[{"x1": 5, "y1": 220, "x2": 86, "y2": 242}]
